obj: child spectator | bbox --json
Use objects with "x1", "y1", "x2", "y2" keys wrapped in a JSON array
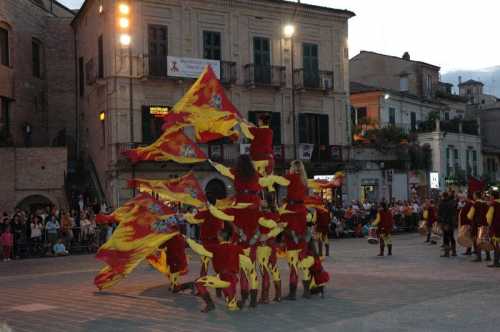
[
  {"x1": 53, "y1": 239, "x2": 69, "y2": 256},
  {"x1": 1, "y1": 226, "x2": 13, "y2": 261}
]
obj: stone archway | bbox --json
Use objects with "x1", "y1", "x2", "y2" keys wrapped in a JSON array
[
  {"x1": 205, "y1": 178, "x2": 228, "y2": 204},
  {"x1": 16, "y1": 195, "x2": 53, "y2": 212}
]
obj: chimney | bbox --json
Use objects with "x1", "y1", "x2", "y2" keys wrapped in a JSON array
[{"x1": 402, "y1": 52, "x2": 410, "y2": 61}]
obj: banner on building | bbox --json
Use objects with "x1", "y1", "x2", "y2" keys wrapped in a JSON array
[
  {"x1": 167, "y1": 56, "x2": 220, "y2": 79},
  {"x1": 298, "y1": 144, "x2": 314, "y2": 161}
]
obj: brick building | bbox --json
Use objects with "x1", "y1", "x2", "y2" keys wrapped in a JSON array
[
  {"x1": 72, "y1": 0, "x2": 354, "y2": 207},
  {"x1": 0, "y1": 0, "x2": 75, "y2": 211}
]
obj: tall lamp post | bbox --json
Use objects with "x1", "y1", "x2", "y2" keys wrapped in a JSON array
[{"x1": 283, "y1": 24, "x2": 297, "y2": 160}]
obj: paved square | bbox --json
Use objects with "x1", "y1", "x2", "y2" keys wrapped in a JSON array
[{"x1": 1, "y1": 234, "x2": 499, "y2": 332}]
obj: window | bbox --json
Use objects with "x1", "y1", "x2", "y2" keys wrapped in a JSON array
[
  {"x1": 446, "y1": 146, "x2": 452, "y2": 176},
  {"x1": 400, "y1": 76, "x2": 408, "y2": 92},
  {"x1": 453, "y1": 148, "x2": 460, "y2": 173},
  {"x1": 0, "y1": 98, "x2": 10, "y2": 133},
  {"x1": 303, "y1": 43, "x2": 319, "y2": 88},
  {"x1": 148, "y1": 25, "x2": 168, "y2": 77},
  {"x1": 32, "y1": 39, "x2": 42, "y2": 78},
  {"x1": 389, "y1": 107, "x2": 396, "y2": 125},
  {"x1": 253, "y1": 37, "x2": 271, "y2": 84},
  {"x1": 203, "y1": 31, "x2": 221, "y2": 60},
  {"x1": 142, "y1": 106, "x2": 166, "y2": 144},
  {"x1": 78, "y1": 57, "x2": 84, "y2": 97},
  {"x1": 298, "y1": 113, "x2": 329, "y2": 161},
  {"x1": 248, "y1": 111, "x2": 281, "y2": 145},
  {"x1": 425, "y1": 74, "x2": 432, "y2": 97},
  {"x1": 487, "y1": 158, "x2": 497, "y2": 174},
  {"x1": 0, "y1": 27, "x2": 9, "y2": 66},
  {"x1": 97, "y1": 35, "x2": 104, "y2": 79},
  {"x1": 410, "y1": 112, "x2": 417, "y2": 131},
  {"x1": 472, "y1": 150, "x2": 478, "y2": 177},
  {"x1": 444, "y1": 112, "x2": 450, "y2": 120}
]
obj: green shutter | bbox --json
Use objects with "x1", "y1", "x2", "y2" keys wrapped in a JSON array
[{"x1": 271, "y1": 112, "x2": 281, "y2": 145}]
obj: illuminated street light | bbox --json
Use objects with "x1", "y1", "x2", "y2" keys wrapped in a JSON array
[
  {"x1": 384, "y1": 93, "x2": 391, "y2": 100},
  {"x1": 119, "y1": 17, "x2": 129, "y2": 28},
  {"x1": 119, "y1": 33, "x2": 131, "y2": 46},
  {"x1": 99, "y1": 112, "x2": 105, "y2": 121},
  {"x1": 283, "y1": 24, "x2": 295, "y2": 38},
  {"x1": 118, "y1": 3, "x2": 130, "y2": 15}
]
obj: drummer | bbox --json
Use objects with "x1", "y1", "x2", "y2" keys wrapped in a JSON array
[
  {"x1": 371, "y1": 202, "x2": 394, "y2": 256},
  {"x1": 486, "y1": 190, "x2": 500, "y2": 268}
]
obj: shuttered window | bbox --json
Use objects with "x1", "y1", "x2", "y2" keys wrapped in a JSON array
[{"x1": 148, "y1": 25, "x2": 168, "y2": 77}]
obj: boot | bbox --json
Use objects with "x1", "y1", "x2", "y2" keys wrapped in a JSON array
[
  {"x1": 378, "y1": 241, "x2": 385, "y2": 256},
  {"x1": 285, "y1": 284, "x2": 297, "y2": 301},
  {"x1": 249, "y1": 289, "x2": 258, "y2": 308},
  {"x1": 462, "y1": 248, "x2": 472, "y2": 256},
  {"x1": 487, "y1": 251, "x2": 500, "y2": 268},
  {"x1": 387, "y1": 244, "x2": 392, "y2": 256},
  {"x1": 318, "y1": 243, "x2": 323, "y2": 257},
  {"x1": 441, "y1": 246, "x2": 450, "y2": 257},
  {"x1": 485, "y1": 251, "x2": 491, "y2": 261},
  {"x1": 215, "y1": 288, "x2": 223, "y2": 298},
  {"x1": 259, "y1": 285, "x2": 269, "y2": 304},
  {"x1": 425, "y1": 233, "x2": 431, "y2": 243},
  {"x1": 310, "y1": 286, "x2": 325, "y2": 298},
  {"x1": 325, "y1": 244, "x2": 330, "y2": 257},
  {"x1": 172, "y1": 282, "x2": 195, "y2": 294},
  {"x1": 238, "y1": 290, "x2": 249, "y2": 308},
  {"x1": 272, "y1": 280, "x2": 282, "y2": 302},
  {"x1": 302, "y1": 280, "x2": 311, "y2": 299},
  {"x1": 201, "y1": 293, "x2": 215, "y2": 313},
  {"x1": 451, "y1": 243, "x2": 457, "y2": 257}
]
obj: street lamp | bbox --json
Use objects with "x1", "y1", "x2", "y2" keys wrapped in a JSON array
[{"x1": 283, "y1": 24, "x2": 297, "y2": 159}]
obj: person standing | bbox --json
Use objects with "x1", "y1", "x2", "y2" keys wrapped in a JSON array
[
  {"x1": 423, "y1": 200, "x2": 437, "y2": 244},
  {"x1": 372, "y1": 202, "x2": 394, "y2": 256},
  {"x1": 486, "y1": 190, "x2": 500, "y2": 267},
  {"x1": 438, "y1": 192, "x2": 457, "y2": 257},
  {"x1": 316, "y1": 206, "x2": 331, "y2": 257},
  {"x1": 249, "y1": 113, "x2": 274, "y2": 176},
  {"x1": 469, "y1": 191, "x2": 492, "y2": 262},
  {"x1": 458, "y1": 193, "x2": 474, "y2": 255},
  {"x1": 1, "y1": 226, "x2": 13, "y2": 261}
]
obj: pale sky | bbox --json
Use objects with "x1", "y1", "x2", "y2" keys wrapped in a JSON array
[{"x1": 59, "y1": 0, "x2": 500, "y2": 72}]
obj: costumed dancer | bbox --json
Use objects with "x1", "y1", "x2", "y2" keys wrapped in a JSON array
[
  {"x1": 281, "y1": 160, "x2": 310, "y2": 300},
  {"x1": 316, "y1": 206, "x2": 331, "y2": 257},
  {"x1": 256, "y1": 193, "x2": 283, "y2": 303},
  {"x1": 458, "y1": 193, "x2": 474, "y2": 255},
  {"x1": 469, "y1": 191, "x2": 492, "y2": 262},
  {"x1": 372, "y1": 202, "x2": 394, "y2": 256},
  {"x1": 187, "y1": 223, "x2": 253, "y2": 312},
  {"x1": 249, "y1": 113, "x2": 274, "y2": 176},
  {"x1": 486, "y1": 190, "x2": 500, "y2": 268},
  {"x1": 438, "y1": 192, "x2": 457, "y2": 257},
  {"x1": 423, "y1": 200, "x2": 437, "y2": 244},
  {"x1": 300, "y1": 239, "x2": 330, "y2": 298}
]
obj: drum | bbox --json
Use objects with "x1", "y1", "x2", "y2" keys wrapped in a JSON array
[
  {"x1": 457, "y1": 225, "x2": 473, "y2": 248},
  {"x1": 367, "y1": 227, "x2": 379, "y2": 244},
  {"x1": 418, "y1": 220, "x2": 428, "y2": 236},
  {"x1": 478, "y1": 226, "x2": 494, "y2": 251}
]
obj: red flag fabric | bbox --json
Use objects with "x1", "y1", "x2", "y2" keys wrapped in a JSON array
[
  {"x1": 94, "y1": 193, "x2": 179, "y2": 290},
  {"x1": 468, "y1": 176, "x2": 486, "y2": 193},
  {"x1": 122, "y1": 130, "x2": 207, "y2": 164}
]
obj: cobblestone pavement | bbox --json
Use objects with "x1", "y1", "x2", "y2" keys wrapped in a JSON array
[{"x1": 1, "y1": 234, "x2": 499, "y2": 332}]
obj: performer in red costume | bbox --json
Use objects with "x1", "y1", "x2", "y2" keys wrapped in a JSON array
[
  {"x1": 423, "y1": 200, "x2": 437, "y2": 244},
  {"x1": 256, "y1": 193, "x2": 283, "y2": 303},
  {"x1": 458, "y1": 193, "x2": 474, "y2": 255},
  {"x1": 249, "y1": 113, "x2": 274, "y2": 176},
  {"x1": 188, "y1": 223, "x2": 249, "y2": 312},
  {"x1": 469, "y1": 191, "x2": 491, "y2": 262},
  {"x1": 486, "y1": 190, "x2": 500, "y2": 267},
  {"x1": 281, "y1": 160, "x2": 310, "y2": 300},
  {"x1": 316, "y1": 207, "x2": 331, "y2": 257},
  {"x1": 372, "y1": 202, "x2": 394, "y2": 256}
]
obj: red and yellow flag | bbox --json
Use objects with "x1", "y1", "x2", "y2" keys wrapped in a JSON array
[
  {"x1": 129, "y1": 171, "x2": 207, "y2": 208},
  {"x1": 94, "y1": 193, "x2": 179, "y2": 290},
  {"x1": 308, "y1": 172, "x2": 345, "y2": 190},
  {"x1": 162, "y1": 65, "x2": 247, "y2": 143},
  {"x1": 123, "y1": 130, "x2": 207, "y2": 164}
]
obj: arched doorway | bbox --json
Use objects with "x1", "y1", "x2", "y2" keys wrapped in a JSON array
[
  {"x1": 16, "y1": 195, "x2": 53, "y2": 212},
  {"x1": 205, "y1": 179, "x2": 227, "y2": 204}
]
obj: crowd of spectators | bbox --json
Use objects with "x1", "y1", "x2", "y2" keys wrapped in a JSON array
[{"x1": 0, "y1": 194, "x2": 112, "y2": 261}]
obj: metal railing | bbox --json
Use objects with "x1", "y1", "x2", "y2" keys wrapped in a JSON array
[
  {"x1": 293, "y1": 69, "x2": 334, "y2": 91},
  {"x1": 244, "y1": 64, "x2": 286, "y2": 87}
]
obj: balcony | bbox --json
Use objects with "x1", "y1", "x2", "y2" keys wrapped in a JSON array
[
  {"x1": 417, "y1": 119, "x2": 479, "y2": 135},
  {"x1": 220, "y1": 61, "x2": 237, "y2": 85},
  {"x1": 244, "y1": 64, "x2": 285, "y2": 88},
  {"x1": 293, "y1": 69, "x2": 334, "y2": 92}
]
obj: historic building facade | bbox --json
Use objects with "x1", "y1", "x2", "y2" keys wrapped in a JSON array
[{"x1": 72, "y1": 0, "x2": 354, "y2": 207}]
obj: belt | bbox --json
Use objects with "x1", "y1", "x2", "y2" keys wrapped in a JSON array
[
  {"x1": 287, "y1": 200, "x2": 304, "y2": 205},
  {"x1": 238, "y1": 190, "x2": 259, "y2": 195}
]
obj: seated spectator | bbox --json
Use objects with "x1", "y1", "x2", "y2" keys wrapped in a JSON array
[{"x1": 53, "y1": 239, "x2": 69, "y2": 256}]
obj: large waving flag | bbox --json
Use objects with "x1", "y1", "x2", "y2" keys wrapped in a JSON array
[
  {"x1": 129, "y1": 171, "x2": 207, "y2": 208},
  {"x1": 122, "y1": 130, "x2": 207, "y2": 164},
  {"x1": 308, "y1": 171, "x2": 345, "y2": 190},
  {"x1": 94, "y1": 193, "x2": 179, "y2": 290},
  {"x1": 163, "y1": 65, "x2": 251, "y2": 143}
]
